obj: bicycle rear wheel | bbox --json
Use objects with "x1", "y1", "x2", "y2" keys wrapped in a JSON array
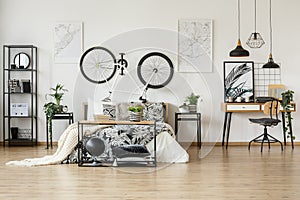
[
  {"x1": 137, "y1": 52, "x2": 174, "y2": 89},
  {"x1": 80, "y1": 46, "x2": 117, "y2": 84}
]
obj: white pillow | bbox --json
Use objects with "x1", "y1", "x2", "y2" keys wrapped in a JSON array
[
  {"x1": 87, "y1": 98, "x2": 103, "y2": 120},
  {"x1": 87, "y1": 98, "x2": 117, "y2": 120},
  {"x1": 115, "y1": 102, "x2": 131, "y2": 121}
]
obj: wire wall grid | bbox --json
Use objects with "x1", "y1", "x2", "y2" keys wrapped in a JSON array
[{"x1": 254, "y1": 63, "x2": 281, "y2": 97}]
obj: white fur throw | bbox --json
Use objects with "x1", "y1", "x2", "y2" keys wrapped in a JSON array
[{"x1": 6, "y1": 123, "x2": 103, "y2": 167}]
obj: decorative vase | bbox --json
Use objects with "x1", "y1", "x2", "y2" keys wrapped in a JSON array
[
  {"x1": 188, "y1": 104, "x2": 197, "y2": 113},
  {"x1": 179, "y1": 103, "x2": 189, "y2": 113},
  {"x1": 129, "y1": 111, "x2": 142, "y2": 122},
  {"x1": 59, "y1": 105, "x2": 64, "y2": 113},
  {"x1": 11, "y1": 127, "x2": 18, "y2": 140},
  {"x1": 179, "y1": 107, "x2": 189, "y2": 113}
]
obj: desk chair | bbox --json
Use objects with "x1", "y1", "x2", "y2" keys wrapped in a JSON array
[{"x1": 248, "y1": 98, "x2": 283, "y2": 152}]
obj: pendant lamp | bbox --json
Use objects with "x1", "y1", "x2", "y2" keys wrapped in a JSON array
[
  {"x1": 246, "y1": 0, "x2": 265, "y2": 48},
  {"x1": 230, "y1": 0, "x2": 249, "y2": 57},
  {"x1": 262, "y1": 0, "x2": 280, "y2": 68}
]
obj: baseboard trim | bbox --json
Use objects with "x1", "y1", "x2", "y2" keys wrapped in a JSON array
[
  {"x1": 185, "y1": 141, "x2": 300, "y2": 146},
  {"x1": 0, "y1": 141, "x2": 298, "y2": 147},
  {"x1": 37, "y1": 142, "x2": 58, "y2": 147},
  {"x1": 0, "y1": 141, "x2": 58, "y2": 147}
]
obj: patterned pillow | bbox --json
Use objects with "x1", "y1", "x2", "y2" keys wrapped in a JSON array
[
  {"x1": 112, "y1": 145, "x2": 150, "y2": 158},
  {"x1": 103, "y1": 103, "x2": 116, "y2": 120},
  {"x1": 143, "y1": 102, "x2": 165, "y2": 122}
]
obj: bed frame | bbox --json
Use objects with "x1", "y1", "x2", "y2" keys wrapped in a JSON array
[{"x1": 82, "y1": 102, "x2": 169, "y2": 123}]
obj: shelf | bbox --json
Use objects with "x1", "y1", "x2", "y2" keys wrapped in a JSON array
[
  {"x1": 4, "y1": 115, "x2": 37, "y2": 119},
  {"x1": 4, "y1": 138, "x2": 37, "y2": 146},
  {"x1": 3, "y1": 45, "x2": 37, "y2": 48},
  {"x1": 4, "y1": 68, "x2": 37, "y2": 72},
  {"x1": 4, "y1": 92, "x2": 35, "y2": 95},
  {"x1": 3, "y1": 45, "x2": 38, "y2": 147}
]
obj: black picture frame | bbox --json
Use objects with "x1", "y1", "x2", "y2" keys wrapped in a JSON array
[{"x1": 223, "y1": 61, "x2": 255, "y2": 102}]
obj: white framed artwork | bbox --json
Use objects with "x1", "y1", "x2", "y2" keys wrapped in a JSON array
[
  {"x1": 10, "y1": 103, "x2": 29, "y2": 116},
  {"x1": 223, "y1": 61, "x2": 255, "y2": 102},
  {"x1": 54, "y1": 22, "x2": 83, "y2": 63},
  {"x1": 178, "y1": 19, "x2": 213, "y2": 72}
]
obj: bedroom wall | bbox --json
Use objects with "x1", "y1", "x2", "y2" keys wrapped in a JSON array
[{"x1": 0, "y1": 0, "x2": 299, "y2": 145}]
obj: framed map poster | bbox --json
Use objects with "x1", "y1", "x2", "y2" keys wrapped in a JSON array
[
  {"x1": 54, "y1": 22, "x2": 83, "y2": 63},
  {"x1": 178, "y1": 19, "x2": 213, "y2": 72}
]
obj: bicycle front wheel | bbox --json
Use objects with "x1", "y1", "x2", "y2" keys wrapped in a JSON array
[
  {"x1": 137, "y1": 52, "x2": 174, "y2": 89},
  {"x1": 80, "y1": 46, "x2": 117, "y2": 84}
]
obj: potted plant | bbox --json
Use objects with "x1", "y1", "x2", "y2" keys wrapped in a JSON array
[
  {"x1": 185, "y1": 93, "x2": 200, "y2": 112},
  {"x1": 281, "y1": 90, "x2": 295, "y2": 140},
  {"x1": 43, "y1": 84, "x2": 68, "y2": 144},
  {"x1": 46, "y1": 84, "x2": 68, "y2": 112},
  {"x1": 128, "y1": 105, "x2": 143, "y2": 122}
]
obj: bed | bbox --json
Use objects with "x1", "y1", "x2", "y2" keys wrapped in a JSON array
[
  {"x1": 6, "y1": 102, "x2": 188, "y2": 167},
  {"x1": 65, "y1": 102, "x2": 189, "y2": 166}
]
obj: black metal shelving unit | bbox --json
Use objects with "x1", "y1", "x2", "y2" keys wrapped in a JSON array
[{"x1": 2, "y1": 45, "x2": 38, "y2": 146}]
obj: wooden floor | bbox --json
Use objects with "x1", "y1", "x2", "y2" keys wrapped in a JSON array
[{"x1": 0, "y1": 145, "x2": 300, "y2": 200}]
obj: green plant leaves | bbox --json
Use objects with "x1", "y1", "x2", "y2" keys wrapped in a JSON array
[
  {"x1": 281, "y1": 90, "x2": 295, "y2": 140},
  {"x1": 47, "y1": 83, "x2": 68, "y2": 105},
  {"x1": 43, "y1": 102, "x2": 60, "y2": 119},
  {"x1": 185, "y1": 93, "x2": 200, "y2": 105},
  {"x1": 128, "y1": 105, "x2": 143, "y2": 113}
]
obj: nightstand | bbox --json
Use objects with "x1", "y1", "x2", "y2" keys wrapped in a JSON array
[
  {"x1": 46, "y1": 112, "x2": 74, "y2": 149},
  {"x1": 175, "y1": 112, "x2": 201, "y2": 148}
]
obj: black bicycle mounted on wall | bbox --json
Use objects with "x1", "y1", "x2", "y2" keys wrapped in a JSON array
[{"x1": 79, "y1": 46, "x2": 174, "y2": 102}]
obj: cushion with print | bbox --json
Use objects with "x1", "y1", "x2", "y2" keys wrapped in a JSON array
[
  {"x1": 143, "y1": 102, "x2": 165, "y2": 122},
  {"x1": 112, "y1": 145, "x2": 150, "y2": 158},
  {"x1": 103, "y1": 103, "x2": 116, "y2": 120}
]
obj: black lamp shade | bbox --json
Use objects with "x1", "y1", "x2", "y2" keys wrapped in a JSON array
[
  {"x1": 262, "y1": 54, "x2": 280, "y2": 68},
  {"x1": 230, "y1": 40, "x2": 250, "y2": 57},
  {"x1": 263, "y1": 1, "x2": 279, "y2": 69}
]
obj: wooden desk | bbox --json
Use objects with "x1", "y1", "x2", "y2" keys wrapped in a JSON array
[{"x1": 221, "y1": 102, "x2": 296, "y2": 149}]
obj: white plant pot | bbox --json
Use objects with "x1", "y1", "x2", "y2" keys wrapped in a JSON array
[
  {"x1": 188, "y1": 104, "x2": 197, "y2": 113},
  {"x1": 129, "y1": 111, "x2": 142, "y2": 122}
]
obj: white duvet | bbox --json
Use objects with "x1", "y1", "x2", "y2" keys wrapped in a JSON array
[
  {"x1": 146, "y1": 131, "x2": 189, "y2": 163},
  {"x1": 6, "y1": 123, "x2": 189, "y2": 166}
]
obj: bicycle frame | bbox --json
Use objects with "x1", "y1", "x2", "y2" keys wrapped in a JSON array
[
  {"x1": 101, "y1": 57, "x2": 157, "y2": 103},
  {"x1": 139, "y1": 69, "x2": 158, "y2": 102}
]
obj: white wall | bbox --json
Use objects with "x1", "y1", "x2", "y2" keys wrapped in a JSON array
[{"x1": 0, "y1": 0, "x2": 299, "y2": 143}]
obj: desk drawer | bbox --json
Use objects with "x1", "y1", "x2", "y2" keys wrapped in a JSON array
[{"x1": 226, "y1": 104, "x2": 260, "y2": 111}]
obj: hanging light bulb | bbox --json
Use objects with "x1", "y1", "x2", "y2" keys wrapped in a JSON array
[
  {"x1": 246, "y1": 0, "x2": 265, "y2": 48},
  {"x1": 263, "y1": 0, "x2": 280, "y2": 68},
  {"x1": 230, "y1": 0, "x2": 249, "y2": 57}
]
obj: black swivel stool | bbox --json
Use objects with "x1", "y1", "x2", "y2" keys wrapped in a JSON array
[
  {"x1": 175, "y1": 112, "x2": 202, "y2": 148},
  {"x1": 248, "y1": 99, "x2": 283, "y2": 152}
]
